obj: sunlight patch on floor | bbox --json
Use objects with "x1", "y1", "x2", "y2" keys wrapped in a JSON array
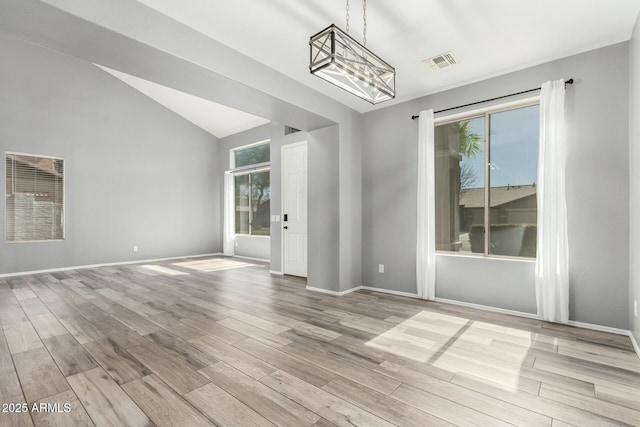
[
  {"x1": 139, "y1": 265, "x2": 188, "y2": 276},
  {"x1": 365, "y1": 309, "x2": 532, "y2": 391},
  {"x1": 173, "y1": 258, "x2": 254, "y2": 272},
  {"x1": 365, "y1": 310, "x2": 465, "y2": 363}
]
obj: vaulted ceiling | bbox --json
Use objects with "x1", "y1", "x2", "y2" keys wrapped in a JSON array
[
  {"x1": 1, "y1": 0, "x2": 639, "y2": 136},
  {"x1": 98, "y1": 65, "x2": 270, "y2": 138},
  {"x1": 138, "y1": 0, "x2": 640, "y2": 113}
]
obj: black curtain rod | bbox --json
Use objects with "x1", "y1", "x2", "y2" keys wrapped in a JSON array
[{"x1": 411, "y1": 78, "x2": 574, "y2": 120}]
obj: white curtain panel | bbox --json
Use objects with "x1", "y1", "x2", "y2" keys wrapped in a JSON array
[
  {"x1": 536, "y1": 79, "x2": 569, "y2": 323},
  {"x1": 222, "y1": 171, "x2": 235, "y2": 256},
  {"x1": 417, "y1": 109, "x2": 436, "y2": 300}
]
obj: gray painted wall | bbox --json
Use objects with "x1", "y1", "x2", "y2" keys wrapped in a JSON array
[
  {"x1": 436, "y1": 256, "x2": 536, "y2": 314},
  {"x1": 268, "y1": 123, "x2": 340, "y2": 291},
  {"x1": 308, "y1": 125, "x2": 340, "y2": 291},
  {"x1": 0, "y1": 0, "x2": 364, "y2": 292},
  {"x1": 219, "y1": 122, "x2": 339, "y2": 292},
  {"x1": 234, "y1": 236, "x2": 270, "y2": 261},
  {"x1": 263, "y1": 122, "x2": 339, "y2": 288},
  {"x1": 363, "y1": 43, "x2": 630, "y2": 329},
  {"x1": 0, "y1": 34, "x2": 220, "y2": 274},
  {"x1": 339, "y1": 118, "x2": 363, "y2": 292},
  {"x1": 630, "y1": 12, "x2": 640, "y2": 345},
  {"x1": 5, "y1": 1, "x2": 631, "y2": 329}
]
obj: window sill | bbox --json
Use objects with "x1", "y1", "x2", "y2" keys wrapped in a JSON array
[
  {"x1": 436, "y1": 251, "x2": 535, "y2": 263},
  {"x1": 7, "y1": 239, "x2": 65, "y2": 244},
  {"x1": 234, "y1": 235, "x2": 271, "y2": 239}
]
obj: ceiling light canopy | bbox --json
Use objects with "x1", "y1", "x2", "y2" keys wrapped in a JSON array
[{"x1": 309, "y1": 1, "x2": 395, "y2": 104}]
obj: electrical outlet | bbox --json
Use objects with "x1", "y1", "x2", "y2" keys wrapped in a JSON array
[
  {"x1": 635, "y1": 300, "x2": 638, "y2": 317},
  {"x1": 378, "y1": 264, "x2": 384, "y2": 273},
  {"x1": 133, "y1": 246, "x2": 138, "y2": 253}
]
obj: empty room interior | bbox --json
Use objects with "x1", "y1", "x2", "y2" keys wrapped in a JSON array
[{"x1": 2, "y1": 0, "x2": 640, "y2": 426}]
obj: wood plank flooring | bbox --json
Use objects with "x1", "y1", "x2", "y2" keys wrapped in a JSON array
[{"x1": 1, "y1": 256, "x2": 639, "y2": 426}]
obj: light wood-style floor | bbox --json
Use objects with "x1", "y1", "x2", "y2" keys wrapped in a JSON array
[{"x1": 1, "y1": 256, "x2": 640, "y2": 426}]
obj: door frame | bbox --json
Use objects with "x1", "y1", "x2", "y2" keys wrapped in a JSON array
[{"x1": 280, "y1": 140, "x2": 308, "y2": 276}]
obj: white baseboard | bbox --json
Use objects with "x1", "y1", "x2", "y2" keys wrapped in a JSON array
[
  {"x1": 269, "y1": 270, "x2": 284, "y2": 276},
  {"x1": 566, "y1": 320, "x2": 630, "y2": 336},
  {"x1": 434, "y1": 297, "x2": 543, "y2": 320},
  {"x1": 231, "y1": 255, "x2": 270, "y2": 263},
  {"x1": 360, "y1": 286, "x2": 420, "y2": 299},
  {"x1": 0, "y1": 253, "x2": 222, "y2": 278},
  {"x1": 307, "y1": 285, "x2": 420, "y2": 299},
  {"x1": 306, "y1": 285, "x2": 362, "y2": 296},
  {"x1": 308, "y1": 283, "x2": 636, "y2": 341},
  {"x1": 433, "y1": 297, "x2": 631, "y2": 337}
]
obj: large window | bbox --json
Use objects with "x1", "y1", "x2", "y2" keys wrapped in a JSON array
[
  {"x1": 235, "y1": 171, "x2": 270, "y2": 236},
  {"x1": 231, "y1": 141, "x2": 270, "y2": 236},
  {"x1": 6, "y1": 153, "x2": 65, "y2": 242},
  {"x1": 435, "y1": 102, "x2": 539, "y2": 258}
]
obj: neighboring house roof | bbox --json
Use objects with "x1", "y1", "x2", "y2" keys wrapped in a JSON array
[
  {"x1": 460, "y1": 185, "x2": 536, "y2": 208},
  {"x1": 7, "y1": 154, "x2": 62, "y2": 177}
]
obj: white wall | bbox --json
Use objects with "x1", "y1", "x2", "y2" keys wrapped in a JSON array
[
  {"x1": 0, "y1": 34, "x2": 220, "y2": 274},
  {"x1": 629, "y1": 12, "x2": 640, "y2": 346},
  {"x1": 362, "y1": 43, "x2": 630, "y2": 329}
]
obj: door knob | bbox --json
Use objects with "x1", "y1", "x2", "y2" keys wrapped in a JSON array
[{"x1": 283, "y1": 226, "x2": 288, "y2": 229}]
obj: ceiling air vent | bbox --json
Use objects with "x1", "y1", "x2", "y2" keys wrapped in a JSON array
[{"x1": 423, "y1": 51, "x2": 459, "y2": 71}]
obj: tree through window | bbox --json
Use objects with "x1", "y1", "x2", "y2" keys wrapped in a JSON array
[{"x1": 231, "y1": 142, "x2": 270, "y2": 236}]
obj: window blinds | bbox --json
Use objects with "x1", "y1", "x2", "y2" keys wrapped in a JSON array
[{"x1": 6, "y1": 153, "x2": 65, "y2": 242}]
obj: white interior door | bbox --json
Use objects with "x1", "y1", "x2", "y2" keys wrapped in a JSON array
[{"x1": 282, "y1": 141, "x2": 308, "y2": 277}]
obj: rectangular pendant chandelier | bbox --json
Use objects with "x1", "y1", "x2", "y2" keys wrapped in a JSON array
[{"x1": 309, "y1": 24, "x2": 395, "y2": 104}]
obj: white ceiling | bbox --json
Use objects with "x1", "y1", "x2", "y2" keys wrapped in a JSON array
[
  {"x1": 97, "y1": 65, "x2": 270, "y2": 138},
  {"x1": 136, "y1": 0, "x2": 640, "y2": 113}
]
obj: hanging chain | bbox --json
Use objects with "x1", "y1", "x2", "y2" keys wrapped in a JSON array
[
  {"x1": 346, "y1": 0, "x2": 368, "y2": 46},
  {"x1": 362, "y1": 0, "x2": 367, "y2": 47},
  {"x1": 345, "y1": 0, "x2": 350, "y2": 33}
]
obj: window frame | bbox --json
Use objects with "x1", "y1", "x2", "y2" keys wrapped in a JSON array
[
  {"x1": 233, "y1": 167, "x2": 271, "y2": 237},
  {"x1": 434, "y1": 96, "x2": 539, "y2": 260},
  {"x1": 230, "y1": 139, "x2": 270, "y2": 170},
  {"x1": 5, "y1": 151, "x2": 66, "y2": 243},
  {"x1": 229, "y1": 140, "x2": 271, "y2": 238}
]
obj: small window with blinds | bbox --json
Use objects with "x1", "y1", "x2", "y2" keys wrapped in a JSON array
[{"x1": 6, "y1": 153, "x2": 65, "y2": 242}]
